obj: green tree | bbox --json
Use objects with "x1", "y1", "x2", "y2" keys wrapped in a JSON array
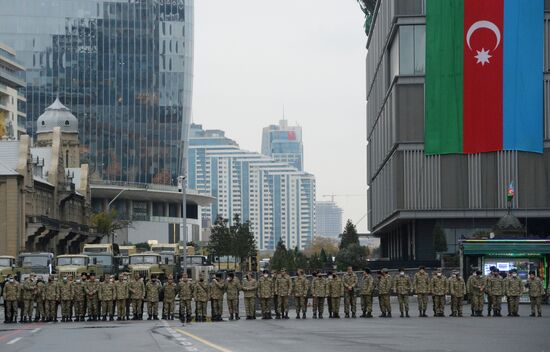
[
  {"x1": 308, "y1": 253, "x2": 322, "y2": 271},
  {"x1": 208, "y1": 216, "x2": 231, "y2": 269},
  {"x1": 270, "y1": 240, "x2": 289, "y2": 271},
  {"x1": 339, "y1": 220, "x2": 360, "y2": 249},
  {"x1": 335, "y1": 243, "x2": 366, "y2": 271},
  {"x1": 91, "y1": 210, "x2": 131, "y2": 243},
  {"x1": 231, "y1": 214, "x2": 257, "y2": 268},
  {"x1": 134, "y1": 242, "x2": 150, "y2": 252},
  {"x1": 319, "y1": 248, "x2": 328, "y2": 267}
]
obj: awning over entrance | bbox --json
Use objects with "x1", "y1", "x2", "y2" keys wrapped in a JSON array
[{"x1": 462, "y1": 240, "x2": 550, "y2": 256}]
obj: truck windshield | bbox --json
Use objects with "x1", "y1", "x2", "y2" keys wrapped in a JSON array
[
  {"x1": 58, "y1": 257, "x2": 86, "y2": 266},
  {"x1": 130, "y1": 256, "x2": 158, "y2": 264},
  {"x1": 0, "y1": 258, "x2": 12, "y2": 267},
  {"x1": 89, "y1": 255, "x2": 112, "y2": 265},
  {"x1": 182, "y1": 256, "x2": 206, "y2": 266},
  {"x1": 21, "y1": 256, "x2": 49, "y2": 267}
]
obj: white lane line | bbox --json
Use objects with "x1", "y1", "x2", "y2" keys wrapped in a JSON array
[
  {"x1": 7, "y1": 337, "x2": 22, "y2": 345},
  {"x1": 31, "y1": 328, "x2": 41, "y2": 334}
]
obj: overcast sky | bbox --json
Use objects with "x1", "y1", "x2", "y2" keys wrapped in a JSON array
[{"x1": 193, "y1": 0, "x2": 369, "y2": 233}]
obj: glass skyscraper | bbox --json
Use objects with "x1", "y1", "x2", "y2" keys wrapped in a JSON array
[
  {"x1": 261, "y1": 119, "x2": 304, "y2": 171},
  {"x1": 0, "y1": 0, "x2": 194, "y2": 184}
]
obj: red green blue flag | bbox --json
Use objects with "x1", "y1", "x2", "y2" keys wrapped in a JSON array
[
  {"x1": 507, "y1": 181, "x2": 515, "y2": 201},
  {"x1": 425, "y1": 0, "x2": 544, "y2": 155}
]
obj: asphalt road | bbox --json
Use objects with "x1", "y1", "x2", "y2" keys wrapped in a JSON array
[{"x1": 0, "y1": 301, "x2": 548, "y2": 352}]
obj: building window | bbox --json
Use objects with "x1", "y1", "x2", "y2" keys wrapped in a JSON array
[{"x1": 390, "y1": 25, "x2": 425, "y2": 78}]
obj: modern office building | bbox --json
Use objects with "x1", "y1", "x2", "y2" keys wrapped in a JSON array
[
  {"x1": 0, "y1": 42, "x2": 26, "y2": 140},
  {"x1": 189, "y1": 124, "x2": 316, "y2": 251},
  {"x1": 364, "y1": 0, "x2": 550, "y2": 261},
  {"x1": 315, "y1": 201, "x2": 343, "y2": 238},
  {"x1": 0, "y1": 0, "x2": 194, "y2": 184},
  {"x1": 261, "y1": 119, "x2": 304, "y2": 171}
]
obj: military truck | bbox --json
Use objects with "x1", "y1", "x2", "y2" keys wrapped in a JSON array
[
  {"x1": 179, "y1": 255, "x2": 213, "y2": 281},
  {"x1": 18, "y1": 252, "x2": 54, "y2": 281},
  {"x1": 150, "y1": 243, "x2": 180, "y2": 278},
  {"x1": 0, "y1": 255, "x2": 17, "y2": 286},
  {"x1": 56, "y1": 254, "x2": 95, "y2": 279},
  {"x1": 118, "y1": 245, "x2": 137, "y2": 272},
  {"x1": 82, "y1": 244, "x2": 120, "y2": 276},
  {"x1": 128, "y1": 252, "x2": 166, "y2": 282}
]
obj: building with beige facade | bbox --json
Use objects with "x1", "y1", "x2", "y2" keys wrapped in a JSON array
[{"x1": 0, "y1": 42, "x2": 26, "y2": 140}]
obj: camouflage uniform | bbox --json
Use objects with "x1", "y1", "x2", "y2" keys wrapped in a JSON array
[
  {"x1": 527, "y1": 276, "x2": 544, "y2": 316},
  {"x1": 242, "y1": 276, "x2": 258, "y2": 319},
  {"x1": 413, "y1": 270, "x2": 430, "y2": 317},
  {"x1": 311, "y1": 275, "x2": 327, "y2": 318},
  {"x1": 276, "y1": 272, "x2": 292, "y2": 319},
  {"x1": 178, "y1": 277, "x2": 194, "y2": 322},
  {"x1": 225, "y1": 276, "x2": 241, "y2": 320},
  {"x1": 293, "y1": 274, "x2": 309, "y2": 318},
  {"x1": 163, "y1": 281, "x2": 177, "y2": 319},
  {"x1": 145, "y1": 280, "x2": 161, "y2": 319},
  {"x1": 115, "y1": 278, "x2": 129, "y2": 320},
  {"x1": 85, "y1": 278, "x2": 100, "y2": 320},
  {"x1": 129, "y1": 276, "x2": 145, "y2": 319},
  {"x1": 448, "y1": 274, "x2": 466, "y2": 317},
  {"x1": 272, "y1": 271, "x2": 280, "y2": 317},
  {"x1": 430, "y1": 274, "x2": 447, "y2": 317},
  {"x1": 466, "y1": 273, "x2": 476, "y2": 316},
  {"x1": 194, "y1": 279, "x2": 210, "y2": 322},
  {"x1": 505, "y1": 274, "x2": 523, "y2": 316},
  {"x1": 72, "y1": 280, "x2": 86, "y2": 321},
  {"x1": 21, "y1": 278, "x2": 36, "y2": 322},
  {"x1": 486, "y1": 273, "x2": 504, "y2": 316},
  {"x1": 210, "y1": 277, "x2": 226, "y2": 321},
  {"x1": 328, "y1": 274, "x2": 344, "y2": 318},
  {"x1": 99, "y1": 280, "x2": 116, "y2": 320},
  {"x1": 360, "y1": 273, "x2": 374, "y2": 317},
  {"x1": 258, "y1": 274, "x2": 274, "y2": 319},
  {"x1": 342, "y1": 271, "x2": 358, "y2": 317},
  {"x1": 45, "y1": 279, "x2": 59, "y2": 322},
  {"x1": 468, "y1": 273, "x2": 485, "y2": 316},
  {"x1": 35, "y1": 279, "x2": 46, "y2": 321},
  {"x1": 393, "y1": 273, "x2": 412, "y2": 317},
  {"x1": 484, "y1": 275, "x2": 494, "y2": 316},
  {"x1": 59, "y1": 279, "x2": 74, "y2": 321},
  {"x1": 2, "y1": 280, "x2": 19, "y2": 323},
  {"x1": 377, "y1": 273, "x2": 393, "y2": 317}
]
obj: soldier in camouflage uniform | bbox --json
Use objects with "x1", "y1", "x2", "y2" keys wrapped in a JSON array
[
  {"x1": 342, "y1": 266, "x2": 358, "y2": 318},
  {"x1": 163, "y1": 276, "x2": 177, "y2": 320},
  {"x1": 242, "y1": 272, "x2": 257, "y2": 320},
  {"x1": 311, "y1": 272, "x2": 326, "y2": 319},
  {"x1": 505, "y1": 269, "x2": 522, "y2": 317},
  {"x1": 448, "y1": 270, "x2": 466, "y2": 317},
  {"x1": 466, "y1": 269, "x2": 477, "y2": 316},
  {"x1": 360, "y1": 268, "x2": 374, "y2": 318},
  {"x1": 328, "y1": 272, "x2": 343, "y2": 319},
  {"x1": 393, "y1": 268, "x2": 412, "y2": 318},
  {"x1": 35, "y1": 277, "x2": 46, "y2": 322},
  {"x1": 258, "y1": 270, "x2": 274, "y2": 319},
  {"x1": 21, "y1": 275, "x2": 36, "y2": 323},
  {"x1": 326, "y1": 272, "x2": 333, "y2": 317},
  {"x1": 526, "y1": 270, "x2": 544, "y2": 317},
  {"x1": 129, "y1": 274, "x2": 145, "y2": 320},
  {"x1": 378, "y1": 269, "x2": 392, "y2": 318},
  {"x1": 413, "y1": 266, "x2": 430, "y2": 317},
  {"x1": 145, "y1": 276, "x2": 161, "y2": 320},
  {"x1": 45, "y1": 276, "x2": 59, "y2": 322},
  {"x1": 178, "y1": 273, "x2": 194, "y2": 322},
  {"x1": 59, "y1": 276, "x2": 74, "y2": 322},
  {"x1": 85, "y1": 273, "x2": 100, "y2": 321},
  {"x1": 210, "y1": 273, "x2": 226, "y2": 321},
  {"x1": 486, "y1": 269, "x2": 504, "y2": 317},
  {"x1": 194, "y1": 275, "x2": 210, "y2": 322},
  {"x1": 3, "y1": 277, "x2": 19, "y2": 323},
  {"x1": 468, "y1": 269, "x2": 485, "y2": 317},
  {"x1": 430, "y1": 270, "x2": 447, "y2": 317},
  {"x1": 100, "y1": 276, "x2": 117, "y2": 321},
  {"x1": 72, "y1": 277, "x2": 86, "y2": 321},
  {"x1": 226, "y1": 272, "x2": 241, "y2": 320},
  {"x1": 115, "y1": 274, "x2": 129, "y2": 320},
  {"x1": 293, "y1": 269, "x2": 309, "y2": 319},
  {"x1": 272, "y1": 270, "x2": 280, "y2": 318},
  {"x1": 276, "y1": 269, "x2": 292, "y2": 319},
  {"x1": 484, "y1": 267, "x2": 495, "y2": 316}
]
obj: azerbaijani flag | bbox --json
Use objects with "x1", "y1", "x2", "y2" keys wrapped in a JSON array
[
  {"x1": 507, "y1": 181, "x2": 515, "y2": 201},
  {"x1": 425, "y1": 0, "x2": 544, "y2": 155}
]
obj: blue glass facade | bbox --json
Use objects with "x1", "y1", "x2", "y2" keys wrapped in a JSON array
[{"x1": 0, "y1": 0, "x2": 194, "y2": 184}]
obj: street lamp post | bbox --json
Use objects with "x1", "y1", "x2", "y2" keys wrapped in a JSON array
[
  {"x1": 179, "y1": 140, "x2": 188, "y2": 276},
  {"x1": 106, "y1": 188, "x2": 128, "y2": 243}
]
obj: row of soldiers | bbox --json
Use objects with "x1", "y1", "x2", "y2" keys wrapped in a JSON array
[{"x1": 2, "y1": 266, "x2": 546, "y2": 324}]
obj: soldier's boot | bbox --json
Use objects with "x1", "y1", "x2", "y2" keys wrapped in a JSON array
[
  {"x1": 229, "y1": 314, "x2": 234, "y2": 321},
  {"x1": 153, "y1": 315, "x2": 159, "y2": 320},
  {"x1": 235, "y1": 314, "x2": 240, "y2": 320},
  {"x1": 487, "y1": 309, "x2": 492, "y2": 317},
  {"x1": 537, "y1": 312, "x2": 542, "y2": 317},
  {"x1": 379, "y1": 312, "x2": 386, "y2": 318},
  {"x1": 360, "y1": 311, "x2": 366, "y2": 318},
  {"x1": 117, "y1": 316, "x2": 122, "y2": 321},
  {"x1": 275, "y1": 313, "x2": 281, "y2": 319},
  {"x1": 313, "y1": 312, "x2": 318, "y2": 319},
  {"x1": 75, "y1": 316, "x2": 80, "y2": 322},
  {"x1": 186, "y1": 314, "x2": 192, "y2": 323},
  {"x1": 296, "y1": 314, "x2": 300, "y2": 319},
  {"x1": 34, "y1": 316, "x2": 40, "y2": 322},
  {"x1": 162, "y1": 314, "x2": 166, "y2": 320},
  {"x1": 366, "y1": 312, "x2": 373, "y2": 318},
  {"x1": 387, "y1": 312, "x2": 392, "y2": 318},
  {"x1": 406, "y1": 311, "x2": 410, "y2": 318},
  {"x1": 400, "y1": 311, "x2": 404, "y2": 318},
  {"x1": 345, "y1": 313, "x2": 349, "y2": 318},
  {"x1": 101, "y1": 315, "x2": 106, "y2": 321},
  {"x1": 302, "y1": 312, "x2": 306, "y2": 319},
  {"x1": 109, "y1": 315, "x2": 114, "y2": 321},
  {"x1": 351, "y1": 313, "x2": 356, "y2": 318},
  {"x1": 471, "y1": 309, "x2": 475, "y2": 317}
]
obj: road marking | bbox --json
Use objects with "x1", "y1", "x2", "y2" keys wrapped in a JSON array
[
  {"x1": 7, "y1": 337, "x2": 22, "y2": 345},
  {"x1": 0, "y1": 329, "x2": 23, "y2": 342},
  {"x1": 31, "y1": 328, "x2": 41, "y2": 334},
  {"x1": 174, "y1": 328, "x2": 233, "y2": 352}
]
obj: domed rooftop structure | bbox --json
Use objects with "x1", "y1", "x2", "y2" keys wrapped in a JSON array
[
  {"x1": 36, "y1": 98, "x2": 78, "y2": 134},
  {"x1": 493, "y1": 213, "x2": 525, "y2": 238}
]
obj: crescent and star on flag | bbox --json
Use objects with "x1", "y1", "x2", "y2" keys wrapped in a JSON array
[{"x1": 466, "y1": 20, "x2": 501, "y2": 66}]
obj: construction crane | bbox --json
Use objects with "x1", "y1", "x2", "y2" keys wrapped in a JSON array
[{"x1": 321, "y1": 194, "x2": 365, "y2": 202}]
